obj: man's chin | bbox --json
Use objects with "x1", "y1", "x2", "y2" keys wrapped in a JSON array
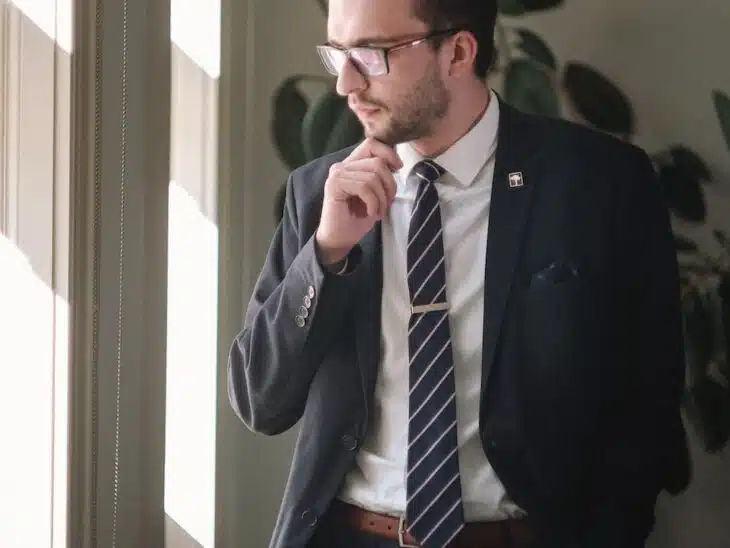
[
  {"x1": 365, "y1": 129, "x2": 398, "y2": 147},
  {"x1": 358, "y1": 114, "x2": 419, "y2": 146},
  {"x1": 362, "y1": 122, "x2": 401, "y2": 147},
  {"x1": 368, "y1": 126, "x2": 416, "y2": 147}
]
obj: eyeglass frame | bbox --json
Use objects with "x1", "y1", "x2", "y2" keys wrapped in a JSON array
[{"x1": 316, "y1": 28, "x2": 462, "y2": 77}]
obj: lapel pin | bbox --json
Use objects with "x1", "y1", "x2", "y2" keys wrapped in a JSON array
[{"x1": 508, "y1": 172, "x2": 524, "y2": 188}]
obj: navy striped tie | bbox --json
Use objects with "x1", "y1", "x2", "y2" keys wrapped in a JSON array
[{"x1": 405, "y1": 160, "x2": 464, "y2": 548}]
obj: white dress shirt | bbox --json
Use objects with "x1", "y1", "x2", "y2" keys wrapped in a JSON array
[{"x1": 339, "y1": 90, "x2": 525, "y2": 521}]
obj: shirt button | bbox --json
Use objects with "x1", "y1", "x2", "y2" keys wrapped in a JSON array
[
  {"x1": 303, "y1": 296, "x2": 312, "y2": 308},
  {"x1": 299, "y1": 306, "x2": 309, "y2": 318},
  {"x1": 341, "y1": 434, "x2": 358, "y2": 451},
  {"x1": 301, "y1": 510, "x2": 317, "y2": 528},
  {"x1": 295, "y1": 316, "x2": 306, "y2": 328},
  {"x1": 308, "y1": 286, "x2": 316, "y2": 299}
]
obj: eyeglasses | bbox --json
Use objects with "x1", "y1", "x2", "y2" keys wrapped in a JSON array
[{"x1": 316, "y1": 29, "x2": 460, "y2": 77}]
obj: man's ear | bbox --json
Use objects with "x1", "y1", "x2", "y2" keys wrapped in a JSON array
[{"x1": 446, "y1": 30, "x2": 478, "y2": 77}]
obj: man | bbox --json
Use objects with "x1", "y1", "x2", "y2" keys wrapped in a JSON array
[{"x1": 227, "y1": 0, "x2": 691, "y2": 546}]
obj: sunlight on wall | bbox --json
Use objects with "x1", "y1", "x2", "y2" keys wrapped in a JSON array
[
  {"x1": 9, "y1": 0, "x2": 72, "y2": 53},
  {"x1": 0, "y1": 234, "x2": 68, "y2": 548},
  {"x1": 52, "y1": 290, "x2": 68, "y2": 548},
  {"x1": 166, "y1": 2, "x2": 220, "y2": 544},
  {"x1": 164, "y1": 182, "x2": 219, "y2": 548},
  {"x1": 170, "y1": 0, "x2": 220, "y2": 79}
]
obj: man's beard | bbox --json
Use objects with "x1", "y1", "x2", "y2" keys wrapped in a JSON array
[{"x1": 363, "y1": 67, "x2": 449, "y2": 146}]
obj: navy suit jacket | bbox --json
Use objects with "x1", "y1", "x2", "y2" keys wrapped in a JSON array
[{"x1": 228, "y1": 98, "x2": 691, "y2": 548}]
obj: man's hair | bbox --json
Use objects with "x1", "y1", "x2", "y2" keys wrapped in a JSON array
[{"x1": 411, "y1": 0, "x2": 498, "y2": 79}]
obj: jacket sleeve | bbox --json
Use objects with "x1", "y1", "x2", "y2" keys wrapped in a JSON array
[
  {"x1": 227, "y1": 170, "x2": 359, "y2": 435},
  {"x1": 575, "y1": 147, "x2": 690, "y2": 547}
]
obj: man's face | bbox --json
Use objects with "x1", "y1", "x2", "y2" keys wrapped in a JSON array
[{"x1": 327, "y1": 0, "x2": 451, "y2": 146}]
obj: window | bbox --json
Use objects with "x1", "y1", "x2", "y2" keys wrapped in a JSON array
[
  {"x1": 0, "y1": 1, "x2": 72, "y2": 546},
  {"x1": 165, "y1": 1, "x2": 221, "y2": 546}
]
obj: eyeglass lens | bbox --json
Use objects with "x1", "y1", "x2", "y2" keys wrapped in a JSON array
[{"x1": 318, "y1": 46, "x2": 388, "y2": 76}]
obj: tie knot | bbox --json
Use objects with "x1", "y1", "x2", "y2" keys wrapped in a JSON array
[{"x1": 411, "y1": 159, "x2": 445, "y2": 185}]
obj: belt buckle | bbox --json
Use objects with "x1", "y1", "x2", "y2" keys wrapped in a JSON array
[{"x1": 398, "y1": 514, "x2": 419, "y2": 548}]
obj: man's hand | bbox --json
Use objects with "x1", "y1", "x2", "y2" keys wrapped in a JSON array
[{"x1": 316, "y1": 138, "x2": 402, "y2": 265}]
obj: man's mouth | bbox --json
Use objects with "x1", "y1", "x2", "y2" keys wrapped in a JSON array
[{"x1": 352, "y1": 104, "x2": 382, "y2": 118}]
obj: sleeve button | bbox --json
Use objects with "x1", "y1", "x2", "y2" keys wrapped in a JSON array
[
  {"x1": 341, "y1": 434, "x2": 358, "y2": 451},
  {"x1": 301, "y1": 510, "x2": 317, "y2": 527}
]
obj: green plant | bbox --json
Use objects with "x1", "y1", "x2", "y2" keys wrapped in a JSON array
[
  {"x1": 496, "y1": 0, "x2": 635, "y2": 137},
  {"x1": 714, "y1": 90, "x2": 730, "y2": 152},
  {"x1": 270, "y1": 1, "x2": 363, "y2": 222},
  {"x1": 272, "y1": 75, "x2": 363, "y2": 172},
  {"x1": 679, "y1": 90, "x2": 730, "y2": 453},
  {"x1": 270, "y1": 0, "x2": 730, "y2": 452}
]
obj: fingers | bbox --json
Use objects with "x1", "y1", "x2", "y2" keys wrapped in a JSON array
[
  {"x1": 333, "y1": 156, "x2": 397, "y2": 200},
  {"x1": 349, "y1": 137, "x2": 403, "y2": 172},
  {"x1": 337, "y1": 169, "x2": 393, "y2": 217},
  {"x1": 325, "y1": 140, "x2": 401, "y2": 219},
  {"x1": 348, "y1": 157, "x2": 398, "y2": 202}
]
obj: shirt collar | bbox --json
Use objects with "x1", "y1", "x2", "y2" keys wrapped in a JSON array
[{"x1": 395, "y1": 88, "x2": 500, "y2": 188}]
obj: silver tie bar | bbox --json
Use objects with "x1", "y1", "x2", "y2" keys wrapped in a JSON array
[{"x1": 410, "y1": 302, "x2": 449, "y2": 314}]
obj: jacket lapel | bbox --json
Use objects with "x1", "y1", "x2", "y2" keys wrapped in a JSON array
[
  {"x1": 354, "y1": 222, "x2": 382, "y2": 423},
  {"x1": 480, "y1": 99, "x2": 539, "y2": 389}
]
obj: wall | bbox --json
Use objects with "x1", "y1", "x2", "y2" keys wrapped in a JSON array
[
  {"x1": 246, "y1": 0, "x2": 329, "y2": 283},
  {"x1": 234, "y1": 0, "x2": 730, "y2": 546}
]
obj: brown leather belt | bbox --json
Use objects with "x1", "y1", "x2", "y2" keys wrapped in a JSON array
[{"x1": 332, "y1": 500, "x2": 536, "y2": 548}]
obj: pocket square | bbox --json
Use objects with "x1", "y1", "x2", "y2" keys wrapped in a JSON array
[{"x1": 530, "y1": 260, "x2": 581, "y2": 287}]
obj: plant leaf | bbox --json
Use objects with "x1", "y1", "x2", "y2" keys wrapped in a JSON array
[
  {"x1": 515, "y1": 28, "x2": 557, "y2": 70},
  {"x1": 563, "y1": 63, "x2": 634, "y2": 136},
  {"x1": 682, "y1": 287, "x2": 717, "y2": 380},
  {"x1": 669, "y1": 145, "x2": 712, "y2": 183},
  {"x1": 718, "y1": 275, "x2": 730, "y2": 374},
  {"x1": 498, "y1": 0, "x2": 526, "y2": 15},
  {"x1": 712, "y1": 90, "x2": 730, "y2": 151},
  {"x1": 683, "y1": 376, "x2": 730, "y2": 453},
  {"x1": 658, "y1": 163, "x2": 706, "y2": 223},
  {"x1": 504, "y1": 59, "x2": 560, "y2": 117},
  {"x1": 315, "y1": 0, "x2": 328, "y2": 16},
  {"x1": 516, "y1": 0, "x2": 564, "y2": 12},
  {"x1": 324, "y1": 102, "x2": 364, "y2": 155},
  {"x1": 301, "y1": 89, "x2": 349, "y2": 160},
  {"x1": 271, "y1": 76, "x2": 310, "y2": 170},
  {"x1": 674, "y1": 233, "x2": 698, "y2": 253},
  {"x1": 713, "y1": 229, "x2": 730, "y2": 257}
]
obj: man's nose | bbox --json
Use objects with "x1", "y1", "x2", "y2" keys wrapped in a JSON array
[{"x1": 335, "y1": 59, "x2": 367, "y2": 96}]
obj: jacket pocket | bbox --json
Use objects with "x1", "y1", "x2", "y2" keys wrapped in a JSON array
[{"x1": 527, "y1": 259, "x2": 582, "y2": 290}]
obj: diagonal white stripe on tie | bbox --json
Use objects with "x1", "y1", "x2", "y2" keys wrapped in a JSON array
[{"x1": 405, "y1": 160, "x2": 464, "y2": 548}]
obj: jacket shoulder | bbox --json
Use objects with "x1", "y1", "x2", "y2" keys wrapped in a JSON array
[
  {"x1": 509, "y1": 105, "x2": 649, "y2": 167},
  {"x1": 500, "y1": 96, "x2": 648, "y2": 168}
]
